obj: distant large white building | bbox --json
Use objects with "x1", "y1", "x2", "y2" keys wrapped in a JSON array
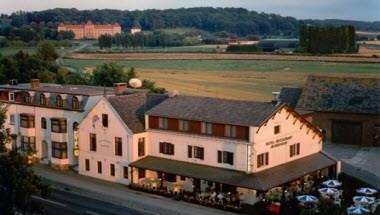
[{"x1": 1, "y1": 79, "x2": 340, "y2": 206}]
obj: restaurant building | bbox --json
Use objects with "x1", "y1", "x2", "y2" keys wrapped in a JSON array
[
  {"x1": 278, "y1": 75, "x2": 380, "y2": 146},
  {"x1": 129, "y1": 95, "x2": 340, "y2": 205}
]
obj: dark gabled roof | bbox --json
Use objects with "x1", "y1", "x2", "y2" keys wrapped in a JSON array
[
  {"x1": 107, "y1": 93, "x2": 167, "y2": 133},
  {"x1": 296, "y1": 75, "x2": 380, "y2": 114},
  {"x1": 146, "y1": 95, "x2": 279, "y2": 126},
  {"x1": 0, "y1": 83, "x2": 115, "y2": 96},
  {"x1": 278, "y1": 87, "x2": 303, "y2": 108},
  {"x1": 130, "y1": 153, "x2": 337, "y2": 191}
]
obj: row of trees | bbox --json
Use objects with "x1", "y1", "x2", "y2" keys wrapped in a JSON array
[
  {"x1": 299, "y1": 25, "x2": 358, "y2": 54},
  {"x1": 98, "y1": 31, "x2": 202, "y2": 49},
  {"x1": 0, "y1": 25, "x2": 74, "y2": 42},
  {"x1": 0, "y1": 41, "x2": 166, "y2": 92},
  {"x1": 5, "y1": 8, "x2": 301, "y2": 37}
]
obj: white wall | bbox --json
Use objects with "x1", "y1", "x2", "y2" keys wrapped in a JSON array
[
  {"x1": 251, "y1": 106, "x2": 323, "y2": 172},
  {"x1": 3, "y1": 95, "x2": 101, "y2": 168},
  {"x1": 146, "y1": 130, "x2": 250, "y2": 172},
  {"x1": 78, "y1": 98, "x2": 147, "y2": 184}
]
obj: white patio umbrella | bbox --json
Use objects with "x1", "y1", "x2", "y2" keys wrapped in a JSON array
[
  {"x1": 318, "y1": 187, "x2": 339, "y2": 195},
  {"x1": 353, "y1": 196, "x2": 376, "y2": 204},
  {"x1": 356, "y1": 187, "x2": 378, "y2": 196},
  {"x1": 347, "y1": 206, "x2": 370, "y2": 215},
  {"x1": 322, "y1": 179, "x2": 342, "y2": 188},
  {"x1": 296, "y1": 195, "x2": 318, "y2": 203}
]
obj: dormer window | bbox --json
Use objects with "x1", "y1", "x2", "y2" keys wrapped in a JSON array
[
  {"x1": 56, "y1": 95, "x2": 63, "y2": 107},
  {"x1": 23, "y1": 92, "x2": 31, "y2": 104},
  {"x1": 40, "y1": 94, "x2": 46, "y2": 106},
  {"x1": 72, "y1": 96, "x2": 80, "y2": 109}
]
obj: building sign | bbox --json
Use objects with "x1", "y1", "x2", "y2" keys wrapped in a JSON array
[
  {"x1": 265, "y1": 136, "x2": 292, "y2": 148},
  {"x1": 73, "y1": 130, "x2": 80, "y2": 157}
]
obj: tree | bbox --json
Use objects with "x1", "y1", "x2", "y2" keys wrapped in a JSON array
[
  {"x1": 91, "y1": 62, "x2": 128, "y2": 86},
  {"x1": 0, "y1": 104, "x2": 51, "y2": 215},
  {"x1": 57, "y1": 30, "x2": 75, "y2": 40},
  {"x1": 98, "y1": 34, "x2": 112, "y2": 49},
  {"x1": 36, "y1": 41, "x2": 58, "y2": 61}
]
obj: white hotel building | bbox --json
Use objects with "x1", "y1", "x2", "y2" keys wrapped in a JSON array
[{"x1": 0, "y1": 80, "x2": 340, "y2": 206}]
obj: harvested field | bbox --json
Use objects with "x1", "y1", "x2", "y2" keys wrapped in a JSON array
[
  {"x1": 63, "y1": 59, "x2": 380, "y2": 101},
  {"x1": 67, "y1": 52, "x2": 380, "y2": 63}
]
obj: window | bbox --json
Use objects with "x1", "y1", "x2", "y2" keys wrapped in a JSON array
[
  {"x1": 90, "y1": 133, "x2": 97, "y2": 151},
  {"x1": 179, "y1": 120, "x2": 189, "y2": 131},
  {"x1": 188, "y1": 145, "x2": 204, "y2": 160},
  {"x1": 159, "y1": 142, "x2": 174, "y2": 155},
  {"x1": 40, "y1": 94, "x2": 46, "y2": 106},
  {"x1": 52, "y1": 142, "x2": 68, "y2": 159},
  {"x1": 188, "y1": 145, "x2": 193, "y2": 158},
  {"x1": 21, "y1": 136, "x2": 36, "y2": 152},
  {"x1": 110, "y1": 164, "x2": 115, "y2": 176},
  {"x1": 290, "y1": 143, "x2": 300, "y2": 157},
  {"x1": 9, "y1": 93, "x2": 15, "y2": 102},
  {"x1": 85, "y1": 159, "x2": 90, "y2": 171},
  {"x1": 158, "y1": 117, "x2": 168, "y2": 129},
  {"x1": 23, "y1": 92, "x2": 31, "y2": 104},
  {"x1": 102, "y1": 114, "x2": 108, "y2": 127},
  {"x1": 138, "y1": 168, "x2": 145, "y2": 179},
  {"x1": 115, "y1": 137, "x2": 122, "y2": 156},
  {"x1": 225, "y1": 125, "x2": 237, "y2": 137},
  {"x1": 41, "y1": 118, "x2": 46, "y2": 129},
  {"x1": 56, "y1": 95, "x2": 63, "y2": 107},
  {"x1": 51, "y1": 119, "x2": 67, "y2": 133},
  {"x1": 194, "y1": 146, "x2": 204, "y2": 160},
  {"x1": 97, "y1": 161, "x2": 102, "y2": 174},
  {"x1": 72, "y1": 96, "x2": 80, "y2": 109},
  {"x1": 274, "y1": 125, "x2": 280, "y2": 134},
  {"x1": 20, "y1": 114, "x2": 35, "y2": 128},
  {"x1": 123, "y1": 166, "x2": 128, "y2": 179},
  {"x1": 138, "y1": 138, "x2": 145, "y2": 157},
  {"x1": 9, "y1": 114, "x2": 15, "y2": 125},
  {"x1": 217, "y1": 151, "x2": 234, "y2": 165},
  {"x1": 257, "y1": 152, "x2": 269, "y2": 168},
  {"x1": 201, "y1": 122, "x2": 213, "y2": 135}
]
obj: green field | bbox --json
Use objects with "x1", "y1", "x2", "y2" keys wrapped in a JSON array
[
  {"x1": 63, "y1": 58, "x2": 380, "y2": 101},
  {"x1": 0, "y1": 47, "x2": 37, "y2": 56}
]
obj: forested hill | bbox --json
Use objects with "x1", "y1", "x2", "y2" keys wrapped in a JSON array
[{"x1": 5, "y1": 7, "x2": 380, "y2": 37}]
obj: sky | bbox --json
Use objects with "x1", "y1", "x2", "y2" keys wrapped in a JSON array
[{"x1": 0, "y1": 0, "x2": 379, "y2": 22}]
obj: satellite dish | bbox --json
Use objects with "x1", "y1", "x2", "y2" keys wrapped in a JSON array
[
  {"x1": 129, "y1": 78, "x2": 142, "y2": 88},
  {"x1": 168, "y1": 90, "x2": 179, "y2": 97}
]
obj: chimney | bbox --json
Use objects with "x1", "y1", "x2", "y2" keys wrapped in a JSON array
[
  {"x1": 271, "y1": 91, "x2": 280, "y2": 105},
  {"x1": 8, "y1": 79, "x2": 18, "y2": 86},
  {"x1": 113, "y1": 83, "x2": 127, "y2": 95},
  {"x1": 31, "y1": 79, "x2": 40, "y2": 89}
]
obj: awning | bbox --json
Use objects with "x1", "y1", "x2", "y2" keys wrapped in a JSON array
[{"x1": 130, "y1": 152, "x2": 337, "y2": 191}]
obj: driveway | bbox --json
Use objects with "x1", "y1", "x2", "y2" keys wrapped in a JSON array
[{"x1": 324, "y1": 143, "x2": 380, "y2": 189}]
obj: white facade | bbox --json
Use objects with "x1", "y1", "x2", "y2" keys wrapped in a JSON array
[
  {"x1": 4, "y1": 95, "x2": 102, "y2": 168},
  {"x1": 77, "y1": 97, "x2": 147, "y2": 184}
]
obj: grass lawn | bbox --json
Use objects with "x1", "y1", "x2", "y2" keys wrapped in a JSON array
[
  {"x1": 63, "y1": 58, "x2": 380, "y2": 101},
  {"x1": 0, "y1": 47, "x2": 37, "y2": 56}
]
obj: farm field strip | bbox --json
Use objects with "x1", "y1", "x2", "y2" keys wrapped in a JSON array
[{"x1": 67, "y1": 52, "x2": 380, "y2": 63}]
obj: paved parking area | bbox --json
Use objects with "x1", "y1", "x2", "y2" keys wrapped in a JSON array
[{"x1": 324, "y1": 143, "x2": 380, "y2": 189}]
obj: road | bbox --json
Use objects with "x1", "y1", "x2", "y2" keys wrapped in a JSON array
[{"x1": 33, "y1": 189, "x2": 145, "y2": 215}]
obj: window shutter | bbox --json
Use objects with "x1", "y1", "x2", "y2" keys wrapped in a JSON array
[
  {"x1": 296, "y1": 143, "x2": 300, "y2": 155},
  {"x1": 159, "y1": 142, "x2": 163, "y2": 153},
  {"x1": 169, "y1": 144, "x2": 174, "y2": 155},
  {"x1": 200, "y1": 147, "x2": 204, "y2": 160},
  {"x1": 228, "y1": 152, "x2": 234, "y2": 165},
  {"x1": 188, "y1": 145, "x2": 193, "y2": 158},
  {"x1": 265, "y1": 152, "x2": 269, "y2": 165},
  {"x1": 217, "y1": 150, "x2": 222, "y2": 163}
]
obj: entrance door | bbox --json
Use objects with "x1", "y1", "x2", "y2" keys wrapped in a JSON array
[
  {"x1": 332, "y1": 120, "x2": 362, "y2": 145},
  {"x1": 41, "y1": 140, "x2": 48, "y2": 158}
]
